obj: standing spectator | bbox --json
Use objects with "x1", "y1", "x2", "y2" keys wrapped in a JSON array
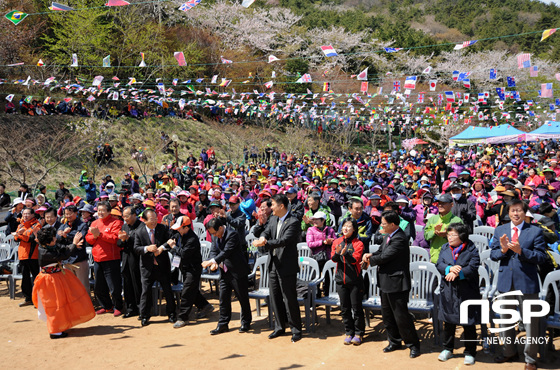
[
  {"x1": 436, "y1": 223, "x2": 481, "y2": 366},
  {"x1": 331, "y1": 218, "x2": 365, "y2": 345},
  {"x1": 424, "y1": 194, "x2": 463, "y2": 263},
  {"x1": 133, "y1": 208, "x2": 176, "y2": 326},
  {"x1": 168, "y1": 216, "x2": 214, "y2": 328},
  {"x1": 117, "y1": 207, "x2": 143, "y2": 318},
  {"x1": 203, "y1": 217, "x2": 252, "y2": 334},
  {"x1": 363, "y1": 210, "x2": 421, "y2": 359},
  {"x1": 491, "y1": 199, "x2": 548, "y2": 370},
  {"x1": 55, "y1": 182, "x2": 70, "y2": 206},
  {"x1": 56, "y1": 205, "x2": 89, "y2": 291},
  {"x1": 14, "y1": 208, "x2": 42, "y2": 306},
  {"x1": 85, "y1": 201, "x2": 124, "y2": 316},
  {"x1": 252, "y1": 194, "x2": 303, "y2": 342},
  {"x1": 5, "y1": 198, "x2": 24, "y2": 234}
]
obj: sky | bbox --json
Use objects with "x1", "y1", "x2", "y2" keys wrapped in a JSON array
[{"x1": 539, "y1": 0, "x2": 560, "y2": 5}]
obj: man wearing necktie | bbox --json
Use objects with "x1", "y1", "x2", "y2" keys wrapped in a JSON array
[
  {"x1": 253, "y1": 194, "x2": 303, "y2": 343},
  {"x1": 362, "y1": 210, "x2": 421, "y2": 358},
  {"x1": 490, "y1": 199, "x2": 548, "y2": 370},
  {"x1": 203, "y1": 217, "x2": 252, "y2": 335},
  {"x1": 133, "y1": 209, "x2": 176, "y2": 327}
]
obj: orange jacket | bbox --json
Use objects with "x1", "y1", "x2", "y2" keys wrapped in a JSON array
[
  {"x1": 15, "y1": 218, "x2": 41, "y2": 260},
  {"x1": 85, "y1": 215, "x2": 123, "y2": 262}
]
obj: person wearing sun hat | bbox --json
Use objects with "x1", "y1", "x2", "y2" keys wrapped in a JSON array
[{"x1": 322, "y1": 178, "x2": 345, "y2": 228}]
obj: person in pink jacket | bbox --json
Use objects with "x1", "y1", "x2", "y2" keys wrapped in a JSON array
[{"x1": 306, "y1": 211, "x2": 336, "y2": 297}]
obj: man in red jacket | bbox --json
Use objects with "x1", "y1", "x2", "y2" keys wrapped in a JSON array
[{"x1": 86, "y1": 201, "x2": 124, "y2": 316}]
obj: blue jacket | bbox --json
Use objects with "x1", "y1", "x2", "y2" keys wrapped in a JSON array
[
  {"x1": 490, "y1": 222, "x2": 548, "y2": 295},
  {"x1": 84, "y1": 183, "x2": 98, "y2": 202}
]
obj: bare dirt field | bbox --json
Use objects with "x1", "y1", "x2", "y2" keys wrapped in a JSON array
[{"x1": 1, "y1": 281, "x2": 559, "y2": 369}]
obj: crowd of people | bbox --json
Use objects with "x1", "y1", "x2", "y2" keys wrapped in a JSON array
[{"x1": 3, "y1": 140, "x2": 560, "y2": 369}]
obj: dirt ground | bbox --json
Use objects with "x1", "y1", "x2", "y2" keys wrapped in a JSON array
[{"x1": 0, "y1": 281, "x2": 559, "y2": 370}]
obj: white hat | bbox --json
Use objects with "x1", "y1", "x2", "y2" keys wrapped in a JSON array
[
  {"x1": 131, "y1": 193, "x2": 144, "y2": 201},
  {"x1": 12, "y1": 198, "x2": 23, "y2": 206},
  {"x1": 171, "y1": 216, "x2": 191, "y2": 230},
  {"x1": 311, "y1": 211, "x2": 327, "y2": 220}
]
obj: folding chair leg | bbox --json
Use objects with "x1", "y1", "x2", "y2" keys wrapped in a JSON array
[
  {"x1": 255, "y1": 299, "x2": 261, "y2": 316},
  {"x1": 365, "y1": 309, "x2": 370, "y2": 327},
  {"x1": 9, "y1": 275, "x2": 15, "y2": 300}
]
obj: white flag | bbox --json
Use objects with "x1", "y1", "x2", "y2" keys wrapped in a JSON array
[
  {"x1": 6, "y1": 94, "x2": 14, "y2": 102},
  {"x1": 429, "y1": 79, "x2": 437, "y2": 91},
  {"x1": 268, "y1": 55, "x2": 280, "y2": 63},
  {"x1": 357, "y1": 67, "x2": 368, "y2": 81},
  {"x1": 211, "y1": 75, "x2": 218, "y2": 84},
  {"x1": 71, "y1": 53, "x2": 78, "y2": 67},
  {"x1": 92, "y1": 76, "x2": 104, "y2": 87},
  {"x1": 423, "y1": 66, "x2": 432, "y2": 74}
]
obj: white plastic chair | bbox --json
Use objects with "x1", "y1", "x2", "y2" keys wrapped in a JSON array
[
  {"x1": 480, "y1": 250, "x2": 500, "y2": 300},
  {"x1": 368, "y1": 238, "x2": 380, "y2": 253},
  {"x1": 362, "y1": 265, "x2": 381, "y2": 327},
  {"x1": 532, "y1": 213, "x2": 544, "y2": 222},
  {"x1": 297, "y1": 257, "x2": 321, "y2": 331},
  {"x1": 409, "y1": 246, "x2": 430, "y2": 263},
  {"x1": 327, "y1": 213, "x2": 336, "y2": 228},
  {"x1": 409, "y1": 261, "x2": 442, "y2": 344},
  {"x1": 192, "y1": 222, "x2": 206, "y2": 242},
  {"x1": 550, "y1": 251, "x2": 560, "y2": 266},
  {"x1": 414, "y1": 224, "x2": 425, "y2": 237},
  {"x1": 297, "y1": 242, "x2": 311, "y2": 257},
  {"x1": 309, "y1": 260, "x2": 338, "y2": 332},
  {"x1": 200, "y1": 241, "x2": 220, "y2": 293},
  {"x1": 469, "y1": 234, "x2": 489, "y2": 254},
  {"x1": 473, "y1": 226, "x2": 495, "y2": 241},
  {"x1": 248, "y1": 255, "x2": 272, "y2": 328}
]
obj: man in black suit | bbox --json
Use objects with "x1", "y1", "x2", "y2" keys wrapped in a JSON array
[
  {"x1": 253, "y1": 194, "x2": 303, "y2": 342},
  {"x1": 133, "y1": 208, "x2": 176, "y2": 326},
  {"x1": 202, "y1": 217, "x2": 252, "y2": 335},
  {"x1": 363, "y1": 210, "x2": 421, "y2": 358},
  {"x1": 117, "y1": 206, "x2": 143, "y2": 318},
  {"x1": 168, "y1": 216, "x2": 213, "y2": 328}
]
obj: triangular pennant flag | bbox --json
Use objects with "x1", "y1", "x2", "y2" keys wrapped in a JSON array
[
  {"x1": 268, "y1": 55, "x2": 279, "y2": 63},
  {"x1": 541, "y1": 28, "x2": 557, "y2": 42},
  {"x1": 37, "y1": 59, "x2": 44, "y2": 67},
  {"x1": 357, "y1": 67, "x2": 368, "y2": 81},
  {"x1": 139, "y1": 52, "x2": 146, "y2": 67},
  {"x1": 422, "y1": 66, "x2": 432, "y2": 74}
]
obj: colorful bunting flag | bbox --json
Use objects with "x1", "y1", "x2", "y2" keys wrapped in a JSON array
[
  {"x1": 268, "y1": 55, "x2": 279, "y2": 63},
  {"x1": 105, "y1": 0, "x2": 130, "y2": 6},
  {"x1": 174, "y1": 51, "x2": 187, "y2": 66},
  {"x1": 357, "y1": 68, "x2": 368, "y2": 81},
  {"x1": 178, "y1": 0, "x2": 201, "y2": 11},
  {"x1": 5, "y1": 10, "x2": 28, "y2": 25},
  {"x1": 404, "y1": 76, "x2": 417, "y2": 89},
  {"x1": 530, "y1": 65, "x2": 539, "y2": 77},
  {"x1": 5, "y1": 94, "x2": 14, "y2": 102},
  {"x1": 139, "y1": 52, "x2": 146, "y2": 67},
  {"x1": 384, "y1": 47, "x2": 402, "y2": 53},
  {"x1": 264, "y1": 81, "x2": 273, "y2": 89},
  {"x1": 541, "y1": 28, "x2": 557, "y2": 42},
  {"x1": 49, "y1": 2, "x2": 74, "y2": 11},
  {"x1": 429, "y1": 80, "x2": 437, "y2": 91},
  {"x1": 517, "y1": 53, "x2": 531, "y2": 69},
  {"x1": 541, "y1": 83, "x2": 553, "y2": 98},
  {"x1": 37, "y1": 59, "x2": 44, "y2": 67},
  {"x1": 320, "y1": 45, "x2": 338, "y2": 57},
  {"x1": 71, "y1": 53, "x2": 78, "y2": 67},
  {"x1": 92, "y1": 76, "x2": 104, "y2": 87},
  {"x1": 361, "y1": 82, "x2": 368, "y2": 93},
  {"x1": 221, "y1": 56, "x2": 233, "y2": 64},
  {"x1": 453, "y1": 40, "x2": 477, "y2": 50},
  {"x1": 507, "y1": 76, "x2": 516, "y2": 87},
  {"x1": 489, "y1": 69, "x2": 497, "y2": 80},
  {"x1": 103, "y1": 55, "x2": 111, "y2": 67},
  {"x1": 241, "y1": 0, "x2": 255, "y2": 7}
]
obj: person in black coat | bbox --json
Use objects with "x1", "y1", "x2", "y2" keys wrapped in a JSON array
[
  {"x1": 436, "y1": 223, "x2": 480, "y2": 365},
  {"x1": 0, "y1": 183, "x2": 11, "y2": 208},
  {"x1": 363, "y1": 210, "x2": 421, "y2": 358},
  {"x1": 168, "y1": 216, "x2": 212, "y2": 328},
  {"x1": 286, "y1": 188, "x2": 305, "y2": 221},
  {"x1": 117, "y1": 206, "x2": 143, "y2": 318},
  {"x1": 56, "y1": 205, "x2": 89, "y2": 291},
  {"x1": 203, "y1": 217, "x2": 252, "y2": 335},
  {"x1": 133, "y1": 208, "x2": 176, "y2": 326},
  {"x1": 252, "y1": 194, "x2": 303, "y2": 342}
]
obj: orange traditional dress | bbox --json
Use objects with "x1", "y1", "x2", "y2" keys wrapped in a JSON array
[{"x1": 32, "y1": 243, "x2": 95, "y2": 334}]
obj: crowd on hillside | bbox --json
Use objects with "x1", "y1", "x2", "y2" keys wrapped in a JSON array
[{"x1": 2, "y1": 140, "x2": 560, "y2": 369}]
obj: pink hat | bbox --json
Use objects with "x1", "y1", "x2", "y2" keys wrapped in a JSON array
[{"x1": 178, "y1": 190, "x2": 190, "y2": 197}]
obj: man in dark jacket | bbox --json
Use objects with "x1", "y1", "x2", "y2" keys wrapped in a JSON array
[
  {"x1": 117, "y1": 206, "x2": 143, "y2": 318},
  {"x1": 449, "y1": 183, "x2": 476, "y2": 233},
  {"x1": 0, "y1": 183, "x2": 11, "y2": 208},
  {"x1": 345, "y1": 176, "x2": 363, "y2": 198},
  {"x1": 363, "y1": 210, "x2": 421, "y2": 358},
  {"x1": 168, "y1": 216, "x2": 213, "y2": 328},
  {"x1": 4, "y1": 198, "x2": 24, "y2": 234},
  {"x1": 203, "y1": 217, "x2": 252, "y2": 335},
  {"x1": 55, "y1": 182, "x2": 70, "y2": 206},
  {"x1": 322, "y1": 179, "x2": 345, "y2": 228},
  {"x1": 252, "y1": 194, "x2": 303, "y2": 342},
  {"x1": 57, "y1": 205, "x2": 89, "y2": 291},
  {"x1": 286, "y1": 187, "x2": 305, "y2": 221},
  {"x1": 195, "y1": 190, "x2": 210, "y2": 223}
]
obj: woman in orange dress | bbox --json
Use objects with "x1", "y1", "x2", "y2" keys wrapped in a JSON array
[{"x1": 32, "y1": 227, "x2": 96, "y2": 339}]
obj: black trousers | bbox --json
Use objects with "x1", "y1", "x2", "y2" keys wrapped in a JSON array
[
  {"x1": 217, "y1": 270, "x2": 252, "y2": 327},
  {"x1": 94, "y1": 260, "x2": 124, "y2": 311},
  {"x1": 122, "y1": 253, "x2": 142, "y2": 314},
  {"x1": 20, "y1": 259, "x2": 39, "y2": 301},
  {"x1": 443, "y1": 322, "x2": 477, "y2": 357},
  {"x1": 337, "y1": 282, "x2": 365, "y2": 336},
  {"x1": 269, "y1": 271, "x2": 302, "y2": 334},
  {"x1": 139, "y1": 265, "x2": 176, "y2": 318},
  {"x1": 178, "y1": 270, "x2": 209, "y2": 321},
  {"x1": 380, "y1": 290, "x2": 420, "y2": 348}
]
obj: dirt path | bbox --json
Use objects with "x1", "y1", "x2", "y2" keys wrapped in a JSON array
[{"x1": 0, "y1": 282, "x2": 558, "y2": 369}]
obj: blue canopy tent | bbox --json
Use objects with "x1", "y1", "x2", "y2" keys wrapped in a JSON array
[
  {"x1": 450, "y1": 124, "x2": 526, "y2": 146},
  {"x1": 526, "y1": 121, "x2": 560, "y2": 141}
]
